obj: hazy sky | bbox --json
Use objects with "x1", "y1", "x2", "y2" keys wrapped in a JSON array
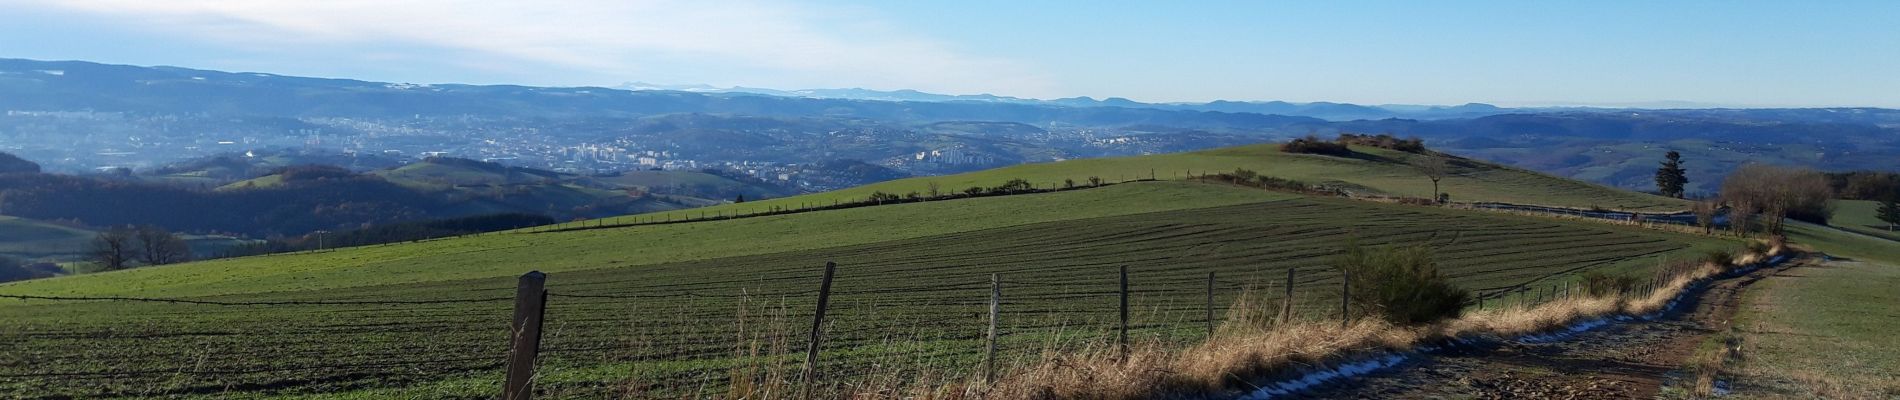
[{"x1": 3, "y1": 0, "x2": 1897, "y2": 107}]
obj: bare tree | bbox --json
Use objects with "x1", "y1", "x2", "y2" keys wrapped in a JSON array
[
  {"x1": 1691, "y1": 200, "x2": 1719, "y2": 235},
  {"x1": 88, "y1": 226, "x2": 135, "y2": 271},
  {"x1": 926, "y1": 181, "x2": 941, "y2": 198},
  {"x1": 134, "y1": 225, "x2": 191, "y2": 266},
  {"x1": 1720, "y1": 163, "x2": 1835, "y2": 234},
  {"x1": 1415, "y1": 154, "x2": 1451, "y2": 204}
]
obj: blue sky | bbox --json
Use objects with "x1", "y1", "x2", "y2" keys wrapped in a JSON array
[{"x1": 3, "y1": 0, "x2": 1897, "y2": 107}]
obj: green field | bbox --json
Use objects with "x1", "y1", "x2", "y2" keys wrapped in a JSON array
[
  {"x1": 0, "y1": 180, "x2": 1735, "y2": 398},
  {"x1": 605, "y1": 144, "x2": 1687, "y2": 227},
  {"x1": 1832, "y1": 200, "x2": 1900, "y2": 242},
  {"x1": 0, "y1": 216, "x2": 95, "y2": 261},
  {"x1": 0, "y1": 216, "x2": 256, "y2": 265},
  {"x1": 1733, "y1": 258, "x2": 1900, "y2": 398}
]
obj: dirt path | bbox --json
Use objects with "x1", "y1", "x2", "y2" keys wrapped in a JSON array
[{"x1": 1292, "y1": 257, "x2": 1806, "y2": 399}]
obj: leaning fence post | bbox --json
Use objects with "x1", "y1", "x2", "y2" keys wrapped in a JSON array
[
  {"x1": 502, "y1": 271, "x2": 548, "y2": 400},
  {"x1": 1118, "y1": 265, "x2": 1130, "y2": 359},
  {"x1": 986, "y1": 273, "x2": 1001, "y2": 385},
  {"x1": 1205, "y1": 271, "x2": 1216, "y2": 338},
  {"x1": 801, "y1": 262, "x2": 837, "y2": 395}
]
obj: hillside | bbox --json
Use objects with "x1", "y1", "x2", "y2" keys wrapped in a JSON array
[
  {"x1": 591, "y1": 169, "x2": 794, "y2": 200},
  {"x1": 0, "y1": 216, "x2": 94, "y2": 261},
  {"x1": 608, "y1": 143, "x2": 1687, "y2": 227},
  {"x1": 0, "y1": 170, "x2": 1737, "y2": 397},
  {"x1": 0, "y1": 216, "x2": 253, "y2": 264},
  {"x1": 1833, "y1": 199, "x2": 1900, "y2": 241}
]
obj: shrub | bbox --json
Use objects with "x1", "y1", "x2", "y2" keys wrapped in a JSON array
[
  {"x1": 1063, "y1": 179, "x2": 1076, "y2": 189},
  {"x1": 1744, "y1": 240, "x2": 1770, "y2": 256},
  {"x1": 1704, "y1": 250, "x2": 1734, "y2": 267},
  {"x1": 1281, "y1": 135, "x2": 1353, "y2": 156},
  {"x1": 1087, "y1": 176, "x2": 1103, "y2": 186},
  {"x1": 990, "y1": 178, "x2": 1033, "y2": 193},
  {"x1": 1580, "y1": 271, "x2": 1641, "y2": 296},
  {"x1": 867, "y1": 191, "x2": 901, "y2": 203},
  {"x1": 1336, "y1": 242, "x2": 1470, "y2": 325},
  {"x1": 1335, "y1": 133, "x2": 1427, "y2": 153},
  {"x1": 1231, "y1": 168, "x2": 1258, "y2": 183},
  {"x1": 963, "y1": 186, "x2": 984, "y2": 196}
]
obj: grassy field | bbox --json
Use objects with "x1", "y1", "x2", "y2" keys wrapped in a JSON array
[
  {"x1": 0, "y1": 181, "x2": 1735, "y2": 398},
  {"x1": 605, "y1": 144, "x2": 1686, "y2": 227},
  {"x1": 0, "y1": 216, "x2": 256, "y2": 264},
  {"x1": 1832, "y1": 199, "x2": 1899, "y2": 241},
  {"x1": 1786, "y1": 222, "x2": 1900, "y2": 267},
  {"x1": 0, "y1": 216, "x2": 95, "y2": 261},
  {"x1": 1732, "y1": 258, "x2": 1900, "y2": 398}
]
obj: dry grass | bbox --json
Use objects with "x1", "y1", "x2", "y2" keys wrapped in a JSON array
[{"x1": 692, "y1": 242, "x2": 1787, "y2": 400}]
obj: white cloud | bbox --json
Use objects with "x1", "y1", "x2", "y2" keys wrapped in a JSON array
[{"x1": 6, "y1": 0, "x2": 1054, "y2": 96}]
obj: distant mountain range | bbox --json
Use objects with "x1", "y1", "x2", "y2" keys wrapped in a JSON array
[
  {"x1": 615, "y1": 81, "x2": 1510, "y2": 121},
  {"x1": 3, "y1": 57, "x2": 1898, "y2": 197}
]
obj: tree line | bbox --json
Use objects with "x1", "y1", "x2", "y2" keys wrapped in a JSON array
[{"x1": 86, "y1": 225, "x2": 192, "y2": 271}]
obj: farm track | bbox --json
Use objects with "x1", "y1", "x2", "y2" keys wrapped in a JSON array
[
  {"x1": 1292, "y1": 255, "x2": 1806, "y2": 399},
  {"x1": 0, "y1": 198, "x2": 1727, "y2": 398}
]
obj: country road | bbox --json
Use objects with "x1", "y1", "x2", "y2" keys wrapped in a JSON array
[{"x1": 1289, "y1": 256, "x2": 1806, "y2": 399}]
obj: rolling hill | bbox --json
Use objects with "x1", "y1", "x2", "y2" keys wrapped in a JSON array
[
  {"x1": 0, "y1": 142, "x2": 1737, "y2": 397},
  {"x1": 606, "y1": 143, "x2": 1689, "y2": 227},
  {"x1": 1832, "y1": 199, "x2": 1900, "y2": 241}
]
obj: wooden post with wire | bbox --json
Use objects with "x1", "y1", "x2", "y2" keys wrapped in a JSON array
[
  {"x1": 502, "y1": 271, "x2": 547, "y2": 400},
  {"x1": 1205, "y1": 271, "x2": 1216, "y2": 338},
  {"x1": 986, "y1": 273, "x2": 1001, "y2": 385},
  {"x1": 1279, "y1": 268, "x2": 1296, "y2": 323},
  {"x1": 1340, "y1": 268, "x2": 1352, "y2": 328},
  {"x1": 800, "y1": 262, "x2": 837, "y2": 397},
  {"x1": 1118, "y1": 265, "x2": 1130, "y2": 359}
]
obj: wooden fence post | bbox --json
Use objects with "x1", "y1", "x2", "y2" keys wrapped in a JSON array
[
  {"x1": 1340, "y1": 268, "x2": 1351, "y2": 328},
  {"x1": 1118, "y1": 265, "x2": 1130, "y2": 359},
  {"x1": 502, "y1": 271, "x2": 547, "y2": 400},
  {"x1": 1280, "y1": 268, "x2": 1296, "y2": 323},
  {"x1": 986, "y1": 273, "x2": 1000, "y2": 385},
  {"x1": 801, "y1": 262, "x2": 837, "y2": 395},
  {"x1": 1205, "y1": 271, "x2": 1216, "y2": 338}
]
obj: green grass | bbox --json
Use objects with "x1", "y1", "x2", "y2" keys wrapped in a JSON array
[
  {"x1": 1832, "y1": 200, "x2": 1900, "y2": 242},
  {"x1": 1786, "y1": 222, "x2": 1900, "y2": 266},
  {"x1": 0, "y1": 216, "x2": 97, "y2": 261},
  {"x1": 1732, "y1": 258, "x2": 1900, "y2": 398},
  {"x1": 215, "y1": 174, "x2": 286, "y2": 191},
  {"x1": 0, "y1": 182, "x2": 1289, "y2": 298},
  {"x1": 0, "y1": 181, "x2": 1735, "y2": 398},
  {"x1": 0, "y1": 216, "x2": 255, "y2": 264},
  {"x1": 604, "y1": 144, "x2": 1686, "y2": 226}
]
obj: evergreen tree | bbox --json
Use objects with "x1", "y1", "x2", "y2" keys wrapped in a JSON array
[
  {"x1": 1878, "y1": 197, "x2": 1900, "y2": 231},
  {"x1": 1655, "y1": 151, "x2": 1689, "y2": 198}
]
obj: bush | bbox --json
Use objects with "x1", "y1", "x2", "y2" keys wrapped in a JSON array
[
  {"x1": 1335, "y1": 133, "x2": 1427, "y2": 153},
  {"x1": 1580, "y1": 271, "x2": 1641, "y2": 296},
  {"x1": 867, "y1": 191, "x2": 902, "y2": 203},
  {"x1": 1744, "y1": 241, "x2": 1770, "y2": 256},
  {"x1": 990, "y1": 178, "x2": 1033, "y2": 193},
  {"x1": 1281, "y1": 135, "x2": 1353, "y2": 156},
  {"x1": 1230, "y1": 168, "x2": 1258, "y2": 183},
  {"x1": 1337, "y1": 242, "x2": 1470, "y2": 325},
  {"x1": 1704, "y1": 250, "x2": 1734, "y2": 267}
]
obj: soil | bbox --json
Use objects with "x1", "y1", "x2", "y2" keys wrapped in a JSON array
[{"x1": 1291, "y1": 256, "x2": 1805, "y2": 399}]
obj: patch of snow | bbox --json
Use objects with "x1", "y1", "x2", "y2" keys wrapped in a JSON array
[
  {"x1": 1239, "y1": 354, "x2": 1409, "y2": 399},
  {"x1": 192, "y1": 77, "x2": 206, "y2": 81},
  {"x1": 36, "y1": 70, "x2": 64, "y2": 76},
  {"x1": 1228, "y1": 254, "x2": 1797, "y2": 399}
]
